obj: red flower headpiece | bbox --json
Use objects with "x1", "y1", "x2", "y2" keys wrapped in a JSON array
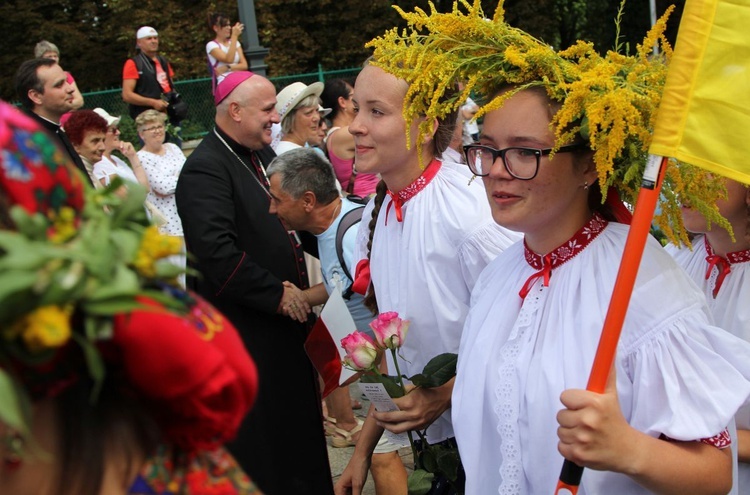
[
  {"x1": 114, "y1": 293, "x2": 258, "y2": 450},
  {"x1": 0, "y1": 101, "x2": 257, "y2": 452}
]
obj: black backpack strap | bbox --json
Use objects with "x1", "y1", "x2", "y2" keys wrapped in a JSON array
[
  {"x1": 335, "y1": 205, "x2": 365, "y2": 299},
  {"x1": 133, "y1": 54, "x2": 143, "y2": 73}
]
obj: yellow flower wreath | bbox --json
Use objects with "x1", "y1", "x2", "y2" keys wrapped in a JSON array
[{"x1": 366, "y1": 0, "x2": 729, "y2": 245}]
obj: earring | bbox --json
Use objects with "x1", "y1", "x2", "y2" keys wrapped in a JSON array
[
  {"x1": 3, "y1": 429, "x2": 24, "y2": 471},
  {"x1": 468, "y1": 175, "x2": 477, "y2": 186},
  {"x1": 582, "y1": 181, "x2": 589, "y2": 190}
]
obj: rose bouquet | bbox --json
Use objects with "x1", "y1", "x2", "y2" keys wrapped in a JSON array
[{"x1": 340, "y1": 312, "x2": 460, "y2": 495}]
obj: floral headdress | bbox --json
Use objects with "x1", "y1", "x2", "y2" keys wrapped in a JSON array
[
  {"x1": 366, "y1": 0, "x2": 729, "y2": 245},
  {"x1": 0, "y1": 102, "x2": 257, "y2": 454}
]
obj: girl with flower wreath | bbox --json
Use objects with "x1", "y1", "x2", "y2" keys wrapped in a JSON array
[
  {"x1": 0, "y1": 101, "x2": 261, "y2": 495},
  {"x1": 666, "y1": 178, "x2": 750, "y2": 490},
  {"x1": 363, "y1": 1, "x2": 750, "y2": 493},
  {"x1": 334, "y1": 60, "x2": 520, "y2": 495}
]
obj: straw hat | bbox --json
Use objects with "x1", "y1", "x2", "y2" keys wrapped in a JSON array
[{"x1": 275, "y1": 82, "x2": 324, "y2": 120}]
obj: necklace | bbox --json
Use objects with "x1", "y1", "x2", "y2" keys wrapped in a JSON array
[
  {"x1": 213, "y1": 128, "x2": 270, "y2": 198},
  {"x1": 328, "y1": 198, "x2": 342, "y2": 228},
  {"x1": 213, "y1": 128, "x2": 303, "y2": 245}
]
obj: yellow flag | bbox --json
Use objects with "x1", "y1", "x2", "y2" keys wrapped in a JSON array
[{"x1": 649, "y1": 0, "x2": 750, "y2": 185}]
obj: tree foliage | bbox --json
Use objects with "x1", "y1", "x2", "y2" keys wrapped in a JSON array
[
  {"x1": 256, "y1": 0, "x2": 401, "y2": 76},
  {"x1": 1, "y1": 0, "x2": 683, "y2": 102}
]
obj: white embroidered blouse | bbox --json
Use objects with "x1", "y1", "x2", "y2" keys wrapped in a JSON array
[{"x1": 454, "y1": 218, "x2": 750, "y2": 494}]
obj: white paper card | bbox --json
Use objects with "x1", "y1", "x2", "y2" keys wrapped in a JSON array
[
  {"x1": 359, "y1": 382, "x2": 400, "y2": 412},
  {"x1": 358, "y1": 383, "x2": 411, "y2": 447}
]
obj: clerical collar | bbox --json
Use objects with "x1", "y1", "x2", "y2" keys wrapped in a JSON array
[
  {"x1": 703, "y1": 237, "x2": 750, "y2": 298},
  {"x1": 33, "y1": 112, "x2": 61, "y2": 128},
  {"x1": 519, "y1": 213, "x2": 608, "y2": 300},
  {"x1": 385, "y1": 158, "x2": 442, "y2": 224},
  {"x1": 214, "y1": 125, "x2": 249, "y2": 156}
]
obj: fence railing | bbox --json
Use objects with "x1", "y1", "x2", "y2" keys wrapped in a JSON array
[{"x1": 81, "y1": 66, "x2": 362, "y2": 143}]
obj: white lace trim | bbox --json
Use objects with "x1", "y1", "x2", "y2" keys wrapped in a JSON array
[{"x1": 494, "y1": 281, "x2": 546, "y2": 494}]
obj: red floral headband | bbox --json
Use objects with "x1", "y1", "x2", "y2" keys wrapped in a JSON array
[{"x1": 0, "y1": 102, "x2": 257, "y2": 452}]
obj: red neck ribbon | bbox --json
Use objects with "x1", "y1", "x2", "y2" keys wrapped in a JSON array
[
  {"x1": 385, "y1": 159, "x2": 442, "y2": 225},
  {"x1": 519, "y1": 213, "x2": 608, "y2": 300},
  {"x1": 704, "y1": 238, "x2": 750, "y2": 298}
]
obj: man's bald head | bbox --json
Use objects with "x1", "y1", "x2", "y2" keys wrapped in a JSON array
[{"x1": 216, "y1": 75, "x2": 280, "y2": 151}]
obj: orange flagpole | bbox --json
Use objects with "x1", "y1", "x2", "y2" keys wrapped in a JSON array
[{"x1": 555, "y1": 155, "x2": 668, "y2": 494}]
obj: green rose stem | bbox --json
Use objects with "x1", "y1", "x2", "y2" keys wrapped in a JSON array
[{"x1": 390, "y1": 347, "x2": 422, "y2": 471}]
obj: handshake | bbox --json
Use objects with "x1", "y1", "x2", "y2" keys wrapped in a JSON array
[{"x1": 279, "y1": 280, "x2": 310, "y2": 322}]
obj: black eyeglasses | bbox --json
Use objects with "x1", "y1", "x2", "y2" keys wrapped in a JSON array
[{"x1": 463, "y1": 143, "x2": 589, "y2": 180}]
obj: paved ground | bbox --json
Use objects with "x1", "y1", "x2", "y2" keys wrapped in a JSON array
[{"x1": 327, "y1": 384, "x2": 414, "y2": 494}]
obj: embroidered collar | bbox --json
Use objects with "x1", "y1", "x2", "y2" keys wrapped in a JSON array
[
  {"x1": 703, "y1": 237, "x2": 750, "y2": 298},
  {"x1": 519, "y1": 213, "x2": 608, "y2": 299},
  {"x1": 385, "y1": 159, "x2": 441, "y2": 224}
]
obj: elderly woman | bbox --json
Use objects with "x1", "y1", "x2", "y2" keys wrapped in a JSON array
[
  {"x1": 92, "y1": 108, "x2": 150, "y2": 194},
  {"x1": 135, "y1": 110, "x2": 186, "y2": 284},
  {"x1": 272, "y1": 81, "x2": 324, "y2": 156},
  {"x1": 92, "y1": 108, "x2": 166, "y2": 226},
  {"x1": 64, "y1": 109, "x2": 107, "y2": 186},
  {"x1": 271, "y1": 82, "x2": 336, "y2": 299}
]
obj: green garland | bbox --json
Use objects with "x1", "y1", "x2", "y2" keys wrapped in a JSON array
[{"x1": 0, "y1": 180, "x2": 185, "y2": 435}]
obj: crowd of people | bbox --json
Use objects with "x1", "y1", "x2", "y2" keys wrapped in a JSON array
[{"x1": 3, "y1": 2, "x2": 750, "y2": 495}]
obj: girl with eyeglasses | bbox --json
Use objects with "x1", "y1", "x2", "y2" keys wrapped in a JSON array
[
  {"x1": 455, "y1": 74, "x2": 750, "y2": 495},
  {"x1": 365, "y1": 2, "x2": 750, "y2": 493}
]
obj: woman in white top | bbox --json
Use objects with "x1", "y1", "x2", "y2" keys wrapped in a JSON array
[
  {"x1": 206, "y1": 13, "x2": 248, "y2": 88},
  {"x1": 135, "y1": 110, "x2": 186, "y2": 286},
  {"x1": 272, "y1": 82, "x2": 324, "y2": 156},
  {"x1": 91, "y1": 108, "x2": 150, "y2": 195},
  {"x1": 334, "y1": 62, "x2": 519, "y2": 495},
  {"x1": 452, "y1": 86, "x2": 750, "y2": 495},
  {"x1": 135, "y1": 110, "x2": 184, "y2": 237},
  {"x1": 667, "y1": 178, "x2": 750, "y2": 490}
]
